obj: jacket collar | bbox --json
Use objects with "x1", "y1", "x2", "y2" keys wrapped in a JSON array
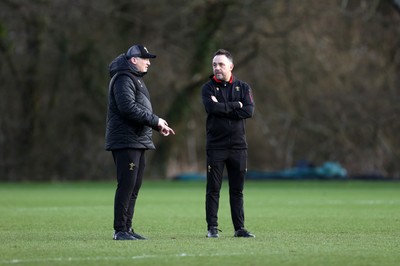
[{"x1": 212, "y1": 75, "x2": 233, "y2": 84}]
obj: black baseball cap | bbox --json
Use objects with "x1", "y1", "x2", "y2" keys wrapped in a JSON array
[{"x1": 126, "y1": 44, "x2": 156, "y2": 59}]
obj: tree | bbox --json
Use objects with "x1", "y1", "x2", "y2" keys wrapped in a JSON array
[{"x1": 0, "y1": 0, "x2": 399, "y2": 181}]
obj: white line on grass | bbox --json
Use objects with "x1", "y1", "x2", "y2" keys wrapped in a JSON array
[
  {"x1": 0, "y1": 253, "x2": 248, "y2": 264},
  {"x1": 286, "y1": 200, "x2": 399, "y2": 205},
  {"x1": 13, "y1": 205, "x2": 110, "y2": 212}
]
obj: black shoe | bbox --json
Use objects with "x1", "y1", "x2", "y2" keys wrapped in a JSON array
[
  {"x1": 234, "y1": 228, "x2": 255, "y2": 238},
  {"x1": 113, "y1": 231, "x2": 137, "y2": 240},
  {"x1": 207, "y1": 227, "x2": 221, "y2": 238},
  {"x1": 128, "y1": 228, "x2": 147, "y2": 240}
]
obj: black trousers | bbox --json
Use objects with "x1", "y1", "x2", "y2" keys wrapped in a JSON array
[
  {"x1": 205, "y1": 149, "x2": 247, "y2": 231},
  {"x1": 112, "y1": 149, "x2": 145, "y2": 232}
]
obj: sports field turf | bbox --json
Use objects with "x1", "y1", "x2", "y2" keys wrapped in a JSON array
[{"x1": 0, "y1": 180, "x2": 399, "y2": 266}]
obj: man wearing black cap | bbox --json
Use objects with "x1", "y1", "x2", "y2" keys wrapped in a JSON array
[
  {"x1": 106, "y1": 44, "x2": 175, "y2": 240},
  {"x1": 201, "y1": 49, "x2": 255, "y2": 238}
]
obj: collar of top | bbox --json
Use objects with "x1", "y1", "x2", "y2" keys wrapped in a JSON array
[{"x1": 213, "y1": 75, "x2": 233, "y2": 84}]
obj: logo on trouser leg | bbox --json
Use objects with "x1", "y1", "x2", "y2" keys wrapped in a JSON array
[
  {"x1": 208, "y1": 165, "x2": 211, "y2": 173},
  {"x1": 129, "y1": 163, "x2": 135, "y2": 171}
]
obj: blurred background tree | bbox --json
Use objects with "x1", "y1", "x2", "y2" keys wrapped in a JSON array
[{"x1": 0, "y1": 0, "x2": 399, "y2": 181}]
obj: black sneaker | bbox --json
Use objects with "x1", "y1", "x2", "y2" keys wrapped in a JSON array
[
  {"x1": 207, "y1": 227, "x2": 221, "y2": 238},
  {"x1": 113, "y1": 231, "x2": 137, "y2": 240},
  {"x1": 234, "y1": 228, "x2": 255, "y2": 238},
  {"x1": 128, "y1": 228, "x2": 147, "y2": 240}
]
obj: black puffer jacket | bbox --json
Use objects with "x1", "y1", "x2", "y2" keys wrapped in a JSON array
[{"x1": 105, "y1": 54, "x2": 159, "y2": 151}]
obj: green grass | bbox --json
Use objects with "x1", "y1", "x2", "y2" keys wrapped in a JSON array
[{"x1": 0, "y1": 180, "x2": 399, "y2": 266}]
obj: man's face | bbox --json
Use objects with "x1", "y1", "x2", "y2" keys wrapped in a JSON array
[
  {"x1": 130, "y1": 57, "x2": 151, "y2": 73},
  {"x1": 212, "y1": 55, "x2": 234, "y2": 81}
]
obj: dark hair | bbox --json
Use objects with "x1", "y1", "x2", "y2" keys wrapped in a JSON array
[{"x1": 214, "y1": 49, "x2": 233, "y2": 63}]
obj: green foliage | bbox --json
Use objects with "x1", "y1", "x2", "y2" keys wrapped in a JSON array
[{"x1": 0, "y1": 181, "x2": 399, "y2": 266}]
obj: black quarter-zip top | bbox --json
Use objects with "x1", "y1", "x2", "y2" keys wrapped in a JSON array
[{"x1": 201, "y1": 75, "x2": 255, "y2": 150}]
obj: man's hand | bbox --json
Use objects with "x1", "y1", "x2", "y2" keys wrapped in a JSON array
[
  {"x1": 158, "y1": 118, "x2": 175, "y2": 136},
  {"x1": 160, "y1": 126, "x2": 175, "y2": 136}
]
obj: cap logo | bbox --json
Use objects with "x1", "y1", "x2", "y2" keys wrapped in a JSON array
[{"x1": 143, "y1": 47, "x2": 149, "y2": 53}]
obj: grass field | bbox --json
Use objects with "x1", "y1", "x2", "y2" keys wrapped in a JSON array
[{"x1": 0, "y1": 180, "x2": 399, "y2": 266}]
